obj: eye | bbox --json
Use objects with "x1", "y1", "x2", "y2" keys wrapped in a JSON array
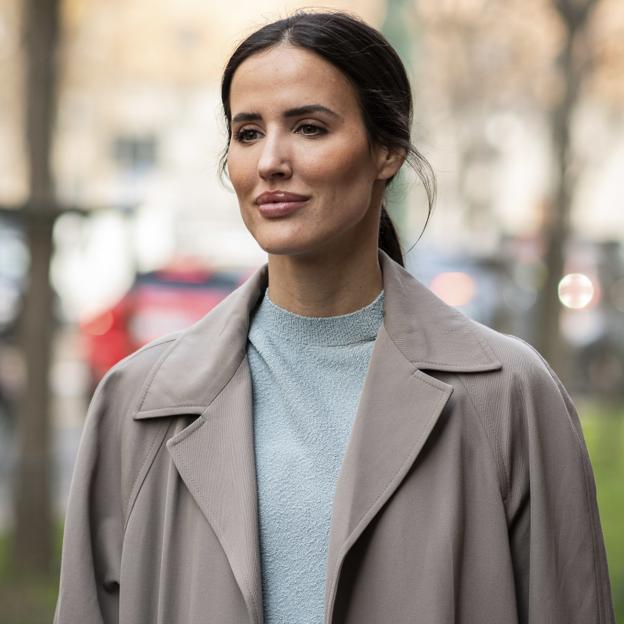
[
  {"x1": 233, "y1": 127, "x2": 262, "y2": 143},
  {"x1": 295, "y1": 123, "x2": 327, "y2": 137}
]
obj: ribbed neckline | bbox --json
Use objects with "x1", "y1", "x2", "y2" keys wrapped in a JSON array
[{"x1": 250, "y1": 289, "x2": 385, "y2": 347}]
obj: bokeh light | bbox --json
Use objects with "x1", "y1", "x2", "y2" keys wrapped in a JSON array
[
  {"x1": 558, "y1": 273, "x2": 597, "y2": 309},
  {"x1": 430, "y1": 272, "x2": 476, "y2": 307}
]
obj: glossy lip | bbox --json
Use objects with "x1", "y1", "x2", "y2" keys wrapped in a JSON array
[
  {"x1": 255, "y1": 190, "x2": 310, "y2": 205},
  {"x1": 255, "y1": 190, "x2": 310, "y2": 218}
]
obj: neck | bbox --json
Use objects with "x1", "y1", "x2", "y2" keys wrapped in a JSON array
[{"x1": 266, "y1": 244, "x2": 382, "y2": 318}]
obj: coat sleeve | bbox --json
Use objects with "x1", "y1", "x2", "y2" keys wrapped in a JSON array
[
  {"x1": 54, "y1": 370, "x2": 124, "y2": 624},
  {"x1": 503, "y1": 339, "x2": 615, "y2": 623}
]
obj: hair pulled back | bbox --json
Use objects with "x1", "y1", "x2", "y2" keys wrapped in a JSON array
[{"x1": 220, "y1": 10, "x2": 435, "y2": 266}]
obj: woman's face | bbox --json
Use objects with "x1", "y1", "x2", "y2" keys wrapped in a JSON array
[{"x1": 226, "y1": 44, "x2": 402, "y2": 260}]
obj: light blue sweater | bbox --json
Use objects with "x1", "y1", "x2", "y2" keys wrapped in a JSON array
[{"x1": 247, "y1": 289, "x2": 384, "y2": 624}]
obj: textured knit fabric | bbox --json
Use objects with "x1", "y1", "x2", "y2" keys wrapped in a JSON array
[{"x1": 247, "y1": 289, "x2": 384, "y2": 624}]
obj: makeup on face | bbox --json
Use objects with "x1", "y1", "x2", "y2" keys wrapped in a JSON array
[{"x1": 226, "y1": 44, "x2": 389, "y2": 259}]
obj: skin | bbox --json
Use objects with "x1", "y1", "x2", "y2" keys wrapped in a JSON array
[{"x1": 226, "y1": 44, "x2": 404, "y2": 316}]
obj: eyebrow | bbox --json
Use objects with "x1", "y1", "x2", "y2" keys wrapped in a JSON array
[{"x1": 231, "y1": 104, "x2": 340, "y2": 124}]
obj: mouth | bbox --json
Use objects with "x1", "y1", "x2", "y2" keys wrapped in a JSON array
[{"x1": 255, "y1": 191, "x2": 311, "y2": 218}]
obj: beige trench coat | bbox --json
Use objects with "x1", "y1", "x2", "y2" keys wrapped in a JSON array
[{"x1": 55, "y1": 252, "x2": 615, "y2": 624}]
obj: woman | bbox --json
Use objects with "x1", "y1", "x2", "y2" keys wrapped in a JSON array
[{"x1": 55, "y1": 11, "x2": 615, "y2": 624}]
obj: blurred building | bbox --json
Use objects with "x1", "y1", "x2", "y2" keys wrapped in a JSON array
[
  {"x1": 0, "y1": 0, "x2": 623, "y2": 321},
  {"x1": 1, "y1": 0, "x2": 385, "y2": 319},
  {"x1": 413, "y1": 0, "x2": 624, "y2": 253}
]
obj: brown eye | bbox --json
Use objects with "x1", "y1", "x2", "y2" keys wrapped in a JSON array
[
  {"x1": 296, "y1": 124, "x2": 327, "y2": 137},
  {"x1": 234, "y1": 128, "x2": 262, "y2": 143}
]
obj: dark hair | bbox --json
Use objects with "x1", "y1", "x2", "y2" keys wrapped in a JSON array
[{"x1": 220, "y1": 10, "x2": 435, "y2": 267}]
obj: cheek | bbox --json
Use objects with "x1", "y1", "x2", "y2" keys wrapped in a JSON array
[
  {"x1": 310, "y1": 142, "x2": 376, "y2": 208},
  {"x1": 304, "y1": 139, "x2": 373, "y2": 189},
  {"x1": 226, "y1": 147, "x2": 254, "y2": 196}
]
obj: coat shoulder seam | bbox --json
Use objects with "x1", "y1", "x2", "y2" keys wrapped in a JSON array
[{"x1": 456, "y1": 372, "x2": 509, "y2": 501}]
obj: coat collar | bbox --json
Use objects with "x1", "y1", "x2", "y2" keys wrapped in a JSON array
[{"x1": 134, "y1": 251, "x2": 501, "y2": 419}]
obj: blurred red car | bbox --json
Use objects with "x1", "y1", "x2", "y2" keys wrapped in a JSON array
[{"x1": 80, "y1": 265, "x2": 248, "y2": 387}]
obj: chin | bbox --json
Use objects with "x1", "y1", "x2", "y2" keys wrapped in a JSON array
[
  {"x1": 254, "y1": 231, "x2": 334, "y2": 259},
  {"x1": 247, "y1": 217, "x2": 367, "y2": 260},
  {"x1": 256, "y1": 239, "x2": 315, "y2": 258},
  {"x1": 249, "y1": 224, "x2": 321, "y2": 258}
]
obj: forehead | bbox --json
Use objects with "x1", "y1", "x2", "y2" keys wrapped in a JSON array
[{"x1": 229, "y1": 44, "x2": 359, "y2": 116}]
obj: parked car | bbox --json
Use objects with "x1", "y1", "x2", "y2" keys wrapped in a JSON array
[{"x1": 80, "y1": 264, "x2": 248, "y2": 388}]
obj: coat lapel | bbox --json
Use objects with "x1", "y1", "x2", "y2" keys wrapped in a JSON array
[
  {"x1": 323, "y1": 325, "x2": 454, "y2": 623},
  {"x1": 166, "y1": 358, "x2": 264, "y2": 624}
]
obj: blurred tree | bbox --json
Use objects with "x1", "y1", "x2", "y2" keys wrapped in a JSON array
[
  {"x1": 12, "y1": 0, "x2": 61, "y2": 576},
  {"x1": 537, "y1": 0, "x2": 598, "y2": 373},
  {"x1": 414, "y1": 0, "x2": 623, "y2": 375},
  {"x1": 414, "y1": 0, "x2": 559, "y2": 247}
]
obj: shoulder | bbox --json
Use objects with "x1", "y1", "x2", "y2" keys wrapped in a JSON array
[
  {"x1": 461, "y1": 317, "x2": 567, "y2": 400},
  {"x1": 442, "y1": 314, "x2": 573, "y2": 437},
  {"x1": 90, "y1": 331, "x2": 182, "y2": 419},
  {"x1": 92, "y1": 277, "x2": 252, "y2": 413},
  {"x1": 453, "y1": 319, "x2": 588, "y2": 499}
]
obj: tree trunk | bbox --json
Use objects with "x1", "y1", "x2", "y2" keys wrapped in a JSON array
[
  {"x1": 12, "y1": 0, "x2": 61, "y2": 576},
  {"x1": 535, "y1": 0, "x2": 595, "y2": 377}
]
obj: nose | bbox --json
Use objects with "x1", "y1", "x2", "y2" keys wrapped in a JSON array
[{"x1": 257, "y1": 133, "x2": 292, "y2": 181}]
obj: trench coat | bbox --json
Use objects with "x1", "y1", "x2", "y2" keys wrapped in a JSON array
[{"x1": 54, "y1": 251, "x2": 615, "y2": 624}]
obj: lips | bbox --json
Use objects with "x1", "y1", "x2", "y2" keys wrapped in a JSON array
[
  {"x1": 255, "y1": 191, "x2": 310, "y2": 205},
  {"x1": 254, "y1": 190, "x2": 310, "y2": 218}
]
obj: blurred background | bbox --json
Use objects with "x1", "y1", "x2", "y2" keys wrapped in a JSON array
[{"x1": 0, "y1": 0, "x2": 622, "y2": 621}]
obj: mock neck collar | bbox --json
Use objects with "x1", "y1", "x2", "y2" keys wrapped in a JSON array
[{"x1": 249, "y1": 289, "x2": 384, "y2": 347}]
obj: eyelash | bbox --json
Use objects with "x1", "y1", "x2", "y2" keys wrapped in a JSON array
[{"x1": 233, "y1": 123, "x2": 327, "y2": 143}]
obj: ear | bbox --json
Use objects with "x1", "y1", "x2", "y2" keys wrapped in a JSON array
[{"x1": 374, "y1": 145, "x2": 406, "y2": 181}]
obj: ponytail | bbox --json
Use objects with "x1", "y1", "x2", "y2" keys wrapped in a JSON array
[{"x1": 379, "y1": 206, "x2": 404, "y2": 267}]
